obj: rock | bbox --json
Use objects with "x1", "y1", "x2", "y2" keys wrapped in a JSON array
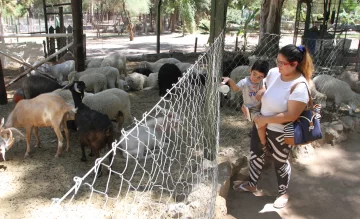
[
  {"x1": 214, "y1": 196, "x2": 227, "y2": 219},
  {"x1": 340, "y1": 116, "x2": 356, "y2": 131},
  {"x1": 217, "y1": 161, "x2": 232, "y2": 200},
  {"x1": 167, "y1": 203, "x2": 189, "y2": 218},
  {"x1": 330, "y1": 121, "x2": 343, "y2": 132},
  {"x1": 291, "y1": 144, "x2": 315, "y2": 159}
]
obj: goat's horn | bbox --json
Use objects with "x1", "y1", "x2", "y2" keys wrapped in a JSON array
[
  {"x1": 74, "y1": 83, "x2": 81, "y2": 94},
  {"x1": 0, "y1": 118, "x2": 4, "y2": 129},
  {"x1": 5, "y1": 129, "x2": 14, "y2": 150}
]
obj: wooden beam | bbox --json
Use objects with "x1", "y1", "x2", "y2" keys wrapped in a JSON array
[
  {"x1": 156, "y1": 0, "x2": 162, "y2": 54},
  {"x1": 5, "y1": 42, "x2": 73, "y2": 88},
  {"x1": 71, "y1": 0, "x2": 85, "y2": 72},
  {"x1": 0, "y1": 33, "x2": 73, "y2": 38},
  {"x1": 0, "y1": 59, "x2": 7, "y2": 105}
]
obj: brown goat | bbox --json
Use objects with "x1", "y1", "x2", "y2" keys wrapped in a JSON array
[{"x1": 5, "y1": 93, "x2": 75, "y2": 158}]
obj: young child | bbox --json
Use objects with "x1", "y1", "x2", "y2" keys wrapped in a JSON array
[{"x1": 222, "y1": 60, "x2": 269, "y2": 149}]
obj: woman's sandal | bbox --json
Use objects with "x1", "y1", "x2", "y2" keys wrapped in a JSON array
[
  {"x1": 273, "y1": 195, "x2": 289, "y2": 209},
  {"x1": 232, "y1": 181, "x2": 256, "y2": 192}
]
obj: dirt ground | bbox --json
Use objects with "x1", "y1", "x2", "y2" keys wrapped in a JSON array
[{"x1": 225, "y1": 132, "x2": 360, "y2": 219}]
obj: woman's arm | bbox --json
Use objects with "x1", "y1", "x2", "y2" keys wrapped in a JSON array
[{"x1": 254, "y1": 100, "x2": 307, "y2": 127}]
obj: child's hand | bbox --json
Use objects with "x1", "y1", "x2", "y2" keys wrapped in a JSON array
[
  {"x1": 255, "y1": 89, "x2": 265, "y2": 101},
  {"x1": 221, "y1": 77, "x2": 230, "y2": 85}
]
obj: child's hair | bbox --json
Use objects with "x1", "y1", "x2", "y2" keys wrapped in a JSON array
[
  {"x1": 278, "y1": 44, "x2": 314, "y2": 82},
  {"x1": 251, "y1": 60, "x2": 270, "y2": 77}
]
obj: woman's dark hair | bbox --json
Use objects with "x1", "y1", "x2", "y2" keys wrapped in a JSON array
[
  {"x1": 251, "y1": 60, "x2": 270, "y2": 77},
  {"x1": 279, "y1": 44, "x2": 314, "y2": 82}
]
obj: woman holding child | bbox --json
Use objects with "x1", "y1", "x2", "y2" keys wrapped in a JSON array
[{"x1": 222, "y1": 44, "x2": 314, "y2": 208}]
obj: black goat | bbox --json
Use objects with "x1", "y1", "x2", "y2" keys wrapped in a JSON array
[
  {"x1": 158, "y1": 63, "x2": 182, "y2": 97},
  {"x1": 22, "y1": 74, "x2": 63, "y2": 99},
  {"x1": 67, "y1": 81, "x2": 114, "y2": 174},
  {"x1": 132, "y1": 67, "x2": 153, "y2": 77}
]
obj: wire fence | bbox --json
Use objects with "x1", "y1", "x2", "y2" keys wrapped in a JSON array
[{"x1": 45, "y1": 32, "x2": 224, "y2": 219}]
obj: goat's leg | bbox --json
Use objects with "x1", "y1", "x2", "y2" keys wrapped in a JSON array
[
  {"x1": 33, "y1": 127, "x2": 41, "y2": 148},
  {"x1": 24, "y1": 126, "x2": 32, "y2": 158},
  {"x1": 80, "y1": 142, "x2": 87, "y2": 162},
  {"x1": 53, "y1": 126, "x2": 64, "y2": 158},
  {"x1": 62, "y1": 120, "x2": 70, "y2": 152}
]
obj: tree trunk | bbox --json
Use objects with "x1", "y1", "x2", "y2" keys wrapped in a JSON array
[
  {"x1": 256, "y1": 0, "x2": 284, "y2": 56},
  {"x1": 143, "y1": 14, "x2": 148, "y2": 34},
  {"x1": 0, "y1": 13, "x2": 4, "y2": 43},
  {"x1": 171, "y1": 12, "x2": 176, "y2": 32}
]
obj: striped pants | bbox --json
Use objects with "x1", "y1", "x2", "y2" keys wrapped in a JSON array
[{"x1": 248, "y1": 124, "x2": 292, "y2": 195}]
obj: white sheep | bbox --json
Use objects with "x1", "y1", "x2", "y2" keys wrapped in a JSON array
[
  {"x1": 140, "y1": 61, "x2": 165, "y2": 72},
  {"x1": 313, "y1": 74, "x2": 360, "y2": 115},
  {"x1": 155, "y1": 58, "x2": 181, "y2": 64},
  {"x1": 100, "y1": 53, "x2": 127, "y2": 76},
  {"x1": 144, "y1": 72, "x2": 159, "y2": 90},
  {"x1": 119, "y1": 110, "x2": 180, "y2": 160},
  {"x1": 125, "y1": 72, "x2": 147, "y2": 91},
  {"x1": 82, "y1": 88, "x2": 133, "y2": 128},
  {"x1": 43, "y1": 60, "x2": 75, "y2": 82},
  {"x1": 338, "y1": 71, "x2": 360, "y2": 94},
  {"x1": 68, "y1": 66, "x2": 120, "y2": 89},
  {"x1": 86, "y1": 58, "x2": 104, "y2": 68},
  {"x1": 79, "y1": 73, "x2": 107, "y2": 93},
  {"x1": 51, "y1": 89, "x2": 93, "y2": 107},
  {"x1": 116, "y1": 79, "x2": 130, "y2": 91},
  {"x1": 175, "y1": 62, "x2": 192, "y2": 73}
]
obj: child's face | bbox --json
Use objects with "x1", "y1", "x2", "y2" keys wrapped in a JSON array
[{"x1": 249, "y1": 70, "x2": 265, "y2": 84}]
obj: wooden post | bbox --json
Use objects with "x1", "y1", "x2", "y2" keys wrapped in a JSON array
[
  {"x1": 59, "y1": 7, "x2": 66, "y2": 58},
  {"x1": 209, "y1": 0, "x2": 228, "y2": 44},
  {"x1": 43, "y1": 0, "x2": 49, "y2": 54},
  {"x1": 235, "y1": 36, "x2": 238, "y2": 51},
  {"x1": 0, "y1": 59, "x2": 7, "y2": 105},
  {"x1": 194, "y1": 37, "x2": 198, "y2": 53},
  {"x1": 71, "y1": 0, "x2": 85, "y2": 72},
  {"x1": 49, "y1": 26, "x2": 56, "y2": 61},
  {"x1": 156, "y1": 0, "x2": 162, "y2": 54},
  {"x1": 67, "y1": 25, "x2": 74, "y2": 53}
]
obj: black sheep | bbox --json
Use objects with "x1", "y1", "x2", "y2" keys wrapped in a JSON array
[
  {"x1": 22, "y1": 74, "x2": 63, "y2": 99},
  {"x1": 158, "y1": 63, "x2": 183, "y2": 97},
  {"x1": 132, "y1": 67, "x2": 153, "y2": 77},
  {"x1": 68, "y1": 81, "x2": 114, "y2": 174},
  {"x1": 222, "y1": 53, "x2": 249, "y2": 77}
]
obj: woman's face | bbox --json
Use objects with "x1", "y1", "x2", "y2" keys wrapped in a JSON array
[{"x1": 276, "y1": 53, "x2": 297, "y2": 76}]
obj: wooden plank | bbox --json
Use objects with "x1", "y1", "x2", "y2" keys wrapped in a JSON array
[
  {"x1": 0, "y1": 59, "x2": 7, "y2": 105},
  {"x1": 71, "y1": 0, "x2": 85, "y2": 72},
  {"x1": 5, "y1": 42, "x2": 73, "y2": 88}
]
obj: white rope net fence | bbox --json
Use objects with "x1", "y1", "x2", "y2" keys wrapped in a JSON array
[{"x1": 45, "y1": 32, "x2": 224, "y2": 219}]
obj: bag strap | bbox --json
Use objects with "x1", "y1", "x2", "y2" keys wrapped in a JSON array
[{"x1": 289, "y1": 81, "x2": 314, "y2": 110}]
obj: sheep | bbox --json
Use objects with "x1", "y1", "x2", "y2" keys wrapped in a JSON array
[
  {"x1": 132, "y1": 67, "x2": 153, "y2": 77},
  {"x1": 175, "y1": 62, "x2": 192, "y2": 73},
  {"x1": 43, "y1": 60, "x2": 75, "y2": 82},
  {"x1": 140, "y1": 61, "x2": 165, "y2": 72},
  {"x1": 79, "y1": 73, "x2": 107, "y2": 93},
  {"x1": 86, "y1": 58, "x2": 104, "y2": 68},
  {"x1": 4, "y1": 93, "x2": 75, "y2": 158},
  {"x1": 125, "y1": 72, "x2": 147, "y2": 91},
  {"x1": 158, "y1": 63, "x2": 183, "y2": 97},
  {"x1": 82, "y1": 88, "x2": 133, "y2": 128},
  {"x1": 0, "y1": 118, "x2": 24, "y2": 161},
  {"x1": 116, "y1": 79, "x2": 130, "y2": 91},
  {"x1": 338, "y1": 71, "x2": 360, "y2": 94},
  {"x1": 22, "y1": 74, "x2": 64, "y2": 99},
  {"x1": 68, "y1": 66, "x2": 120, "y2": 89},
  {"x1": 308, "y1": 79, "x2": 327, "y2": 108},
  {"x1": 144, "y1": 72, "x2": 159, "y2": 90},
  {"x1": 155, "y1": 58, "x2": 181, "y2": 64},
  {"x1": 222, "y1": 52, "x2": 249, "y2": 77},
  {"x1": 119, "y1": 110, "x2": 179, "y2": 160},
  {"x1": 51, "y1": 89, "x2": 93, "y2": 106},
  {"x1": 313, "y1": 74, "x2": 360, "y2": 115},
  {"x1": 100, "y1": 53, "x2": 127, "y2": 76},
  {"x1": 67, "y1": 81, "x2": 115, "y2": 169}
]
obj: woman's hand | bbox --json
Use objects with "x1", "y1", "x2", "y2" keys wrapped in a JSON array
[
  {"x1": 254, "y1": 114, "x2": 267, "y2": 128},
  {"x1": 255, "y1": 89, "x2": 265, "y2": 101}
]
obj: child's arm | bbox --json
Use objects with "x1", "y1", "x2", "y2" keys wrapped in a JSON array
[
  {"x1": 221, "y1": 77, "x2": 242, "y2": 92},
  {"x1": 255, "y1": 82, "x2": 266, "y2": 101}
]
